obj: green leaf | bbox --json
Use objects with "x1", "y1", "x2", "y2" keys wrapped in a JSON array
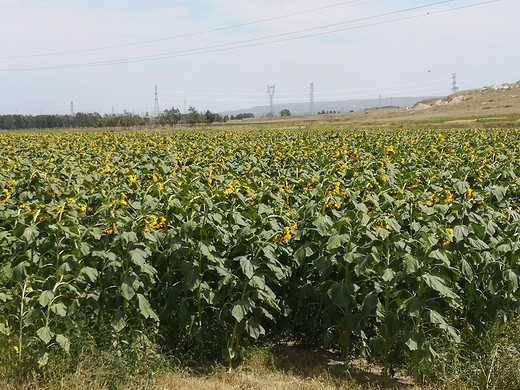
[
  {"x1": 184, "y1": 268, "x2": 200, "y2": 291},
  {"x1": 490, "y1": 185, "x2": 506, "y2": 201},
  {"x1": 453, "y1": 225, "x2": 468, "y2": 241},
  {"x1": 249, "y1": 275, "x2": 266, "y2": 290},
  {"x1": 231, "y1": 299, "x2": 251, "y2": 322},
  {"x1": 79, "y1": 267, "x2": 99, "y2": 283},
  {"x1": 181, "y1": 220, "x2": 197, "y2": 238},
  {"x1": 404, "y1": 331, "x2": 419, "y2": 351},
  {"x1": 382, "y1": 268, "x2": 395, "y2": 282},
  {"x1": 239, "y1": 256, "x2": 256, "y2": 279},
  {"x1": 22, "y1": 225, "x2": 39, "y2": 243},
  {"x1": 51, "y1": 302, "x2": 67, "y2": 317},
  {"x1": 112, "y1": 310, "x2": 126, "y2": 332},
  {"x1": 327, "y1": 234, "x2": 348, "y2": 250},
  {"x1": 461, "y1": 259, "x2": 474, "y2": 281},
  {"x1": 37, "y1": 326, "x2": 54, "y2": 344},
  {"x1": 56, "y1": 334, "x2": 70, "y2": 353},
  {"x1": 313, "y1": 215, "x2": 333, "y2": 236},
  {"x1": 0, "y1": 323, "x2": 10, "y2": 335},
  {"x1": 468, "y1": 237, "x2": 489, "y2": 251},
  {"x1": 328, "y1": 282, "x2": 354, "y2": 307},
  {"x1": 428, "y1": 309, "x2": 448, "y2": 328},
  {"x1": 121, "y1": 231, "x2": 138, "y2": 245},
  {"x1": 430, "y1": 249, "x2": 450, "y2": 266},
  {"x1": 405, "y1": 296, "x2": 424, "y2": 317},
  {"x1": 361, "y1": 292, "x2": 379, "y2": 315},
  {"x1": 38, "y1": 352, "x2": 49, "y2": 367},
  {"x1": 38, "y1": 290, "x2": 55, "y2": 307},
  {"x1": 423, "y1": 274, "x2": 458, "y2": 300},
  {"x1": 245, "y1": 318, "x2": 265, "y2": 339},
  {"x1": 137, "y1": 294, "x2": 159, "y2": 321},
  {"x1": 120, "y1": 277, "x2": 136, "y2": 300},
  {"x1": 404, "y1": 254, "x2": 420, "y2": 274},
  {"x1": 129, "y1": 248, "x2": 148, "y2": 267},
  {"x1": 222, "y1": 347, "x2": 236, "y2": 361}
]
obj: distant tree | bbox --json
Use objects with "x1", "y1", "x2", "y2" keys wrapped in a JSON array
[
  {"x1": 160, "y1": 107, "x2": 181, "y2": 126},
  {"x1": 234, "y1": 113, "x2": 255, "y2": 120},
  {"x1": 186, "y1": 106, "x2": 201, "y2": 126},
  {"x1": 279, "y1": 109, "x2": 291, "y2": 117}
]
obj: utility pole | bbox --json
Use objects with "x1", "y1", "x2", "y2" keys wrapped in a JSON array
[
  {"x1": 267, "y1": 85, "x2": 275, "y2": 116},
  {"x1": 153, "y1": 85, "x2": 160, "y2": 119},
  {"x1": 309, "y1": 83, "x2": 315, "y2": 115},
  {"x1": 451, "y1": 73, "x2": 459, "y2": 94}
]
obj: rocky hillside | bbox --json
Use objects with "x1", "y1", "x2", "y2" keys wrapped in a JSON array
[{"x1": 413, "y1": 81, "x2": 520, "y2": 115}]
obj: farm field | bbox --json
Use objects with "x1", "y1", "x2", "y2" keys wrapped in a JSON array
[{"x1": 1, "y1": 124, "x2": 520, "y2": 389}]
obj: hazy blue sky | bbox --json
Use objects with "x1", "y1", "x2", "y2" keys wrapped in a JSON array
[{"x1": 0, "y1": 0, "x2": 518, "y2": 115}]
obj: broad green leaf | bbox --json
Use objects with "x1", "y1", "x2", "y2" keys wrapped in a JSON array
[
  {"x1": 430, "y1": 249, "x2": 450, "y2": 266},
  {"x1": 461, "y1": 259, "x2": 474, "y2": 281},
  {"x1": 231, "y1": 299, "x2": 251, "y2": 322},
  {"x1": 405, "y1": 296, "x2": 424, "y2": 317},
  {"x1": 453, "y1": 225, "x2": 468, "y2": 241},
  {"x1": 112, "y1": 310, "x2": 126, "y2": 332},
  {"x1": 382, "y1": 268, "x2": 395, "y2": 282},
  {"x1": 120, "y1": 277, "x2": 136, "y2": 300},
  {"x1": 121, "y1": 231, "x2": 138, "y2": 245},
  {"x1": 313, "y1": 215, "x2": 333, "y2": 236},
  {"x1": 129, "y1": 248, "x2": 148, "y2": 267},
  {"x1": 0, "y1": 323, "x2": 10, "y2": 335},
  {"x1": 239, "y1": 256, "x2": 256, "y2": 279},
  {"x1": 37, "y1": 326, "x2": 54, "y2": 344},
  {"x1": 328, "y1": 282, "x2": 354, "y2": 307},
  {"x1": 245, "y1": 318, "x2": 265, "y2": 339},
  {"x1": 38, "y1": 290, "x2": 55, "y2": 307},
  {"x1": 137, "y1": 293, "x2": 159, "y2": 321},
  {"x1": 404, "y1": 332, "x2": 418, "y2": 351},
  {"x1": 327, "y1": 234, "x2": 348, "y2": 250},
  {"x1": 38, "y1": 352, "x2": 49, "y2": 367},
  {"x1": 79, "y1": 267, "x2": 99, "y2": 283},
  {"x1": 56, "y1": 334, "x2": 70, "y2": 353},
  {"x1": 22, "y1": 225, "x2": 39, "y2": 243},
  {"x1": 51, "y1": 302, "x2": 67, "y2": 317},
  {"x1": 423, "y1": 274, "x2": 458, "y2": 300}
]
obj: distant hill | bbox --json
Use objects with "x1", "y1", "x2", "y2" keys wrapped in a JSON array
[
  {"x1": 221, "y1": 96, "x2": 441, "y2": 118},
  {"x1": 412, "y1": 81, "x2": 520, "y2": 115}
]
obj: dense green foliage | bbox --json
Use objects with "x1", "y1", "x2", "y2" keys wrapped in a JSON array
[
  {"x1": 1, "y1": 127, "x2": 519, "y2": 382},
  {"x1": 0, "y1": 107, "x2": 226, "y2": 130}
]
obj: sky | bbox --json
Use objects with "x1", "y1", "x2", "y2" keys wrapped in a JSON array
[{"x1": 0, "y1": 0, "x2": 518, "y2": 115}]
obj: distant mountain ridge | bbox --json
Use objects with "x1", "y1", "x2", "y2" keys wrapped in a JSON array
[{"x1": 221, "y1": 96, "x2": 442, "y2": 117}]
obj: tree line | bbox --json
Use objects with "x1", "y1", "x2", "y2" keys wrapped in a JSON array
[{"x1": 0, "y1": 107, "x2": 228, "y2": 130}]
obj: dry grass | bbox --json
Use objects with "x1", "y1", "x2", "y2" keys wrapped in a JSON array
[{"x1": 0, "y1": 344, "x2": 424, "y2": 390}]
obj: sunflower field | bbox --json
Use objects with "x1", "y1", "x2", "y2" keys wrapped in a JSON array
[{"x1": 1, "y1": 127, "x2": 519, "y2": 376}]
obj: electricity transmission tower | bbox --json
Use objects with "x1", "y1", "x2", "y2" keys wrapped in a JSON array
[
  {"x1": 267, "y1": 85, "x2": 275, "y2": 116},
  {"x1": 451, "y1": 73, "x2": 459, "y2": 94},
  {"x1": 70, "y1": 101, "x2": 74, "y2": 116},
  {"x1": 153, "y1": 85, "x2": 160, "y2": 119},
  {"x1": 309, "y1": 83, "x2": 315, "y2": 115}
]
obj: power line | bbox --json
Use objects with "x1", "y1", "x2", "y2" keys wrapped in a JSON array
[
  {"x1": 0, "y1": 0, "x2": 502, "y2": 72},
  {"x1": 0, "y1": 0, "x2": 364, "y2": 59},
  {"x1": 0, "y1": 0, "x2": 459, "y2": 71}
]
